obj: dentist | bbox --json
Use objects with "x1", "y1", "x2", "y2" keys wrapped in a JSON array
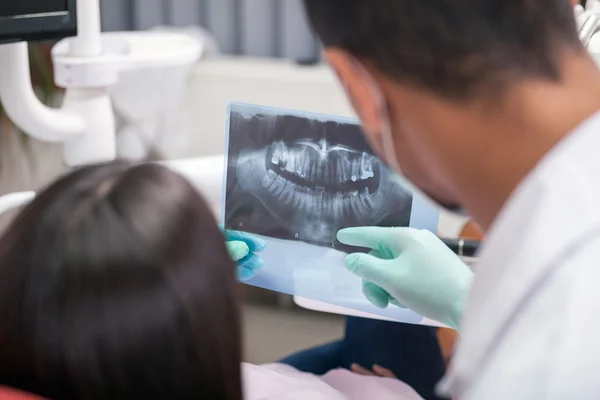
[{"x1": 298, "y1": 0, "x2": 600, "y2": 398}]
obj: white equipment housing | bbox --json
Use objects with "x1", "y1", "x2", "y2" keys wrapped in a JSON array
[{"x1": 0, "y1": 0, "x2": 201, "y2": 167}]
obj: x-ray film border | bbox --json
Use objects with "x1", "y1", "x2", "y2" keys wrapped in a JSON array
[
  {"x1": 221, "y1": 103, "x2": 234, "y2": 226},
  {"x1": 223, "y1": 102, "x2": 440, "y2": 233}
]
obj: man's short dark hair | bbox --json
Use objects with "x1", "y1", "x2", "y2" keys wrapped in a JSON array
[{"x1": 304, "y1": 0, "x2": 583, "y2": 99}]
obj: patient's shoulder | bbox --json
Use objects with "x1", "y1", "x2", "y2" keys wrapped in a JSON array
[
  {"x1": 242, "y1": 363, "x2": 425, "y2": 400},
  {"x1": 322, "y1": 369, "x2": 425, "y2": 400},
  {"x1": 241, "y1": 363, "x2": 349, "y2": 400}
]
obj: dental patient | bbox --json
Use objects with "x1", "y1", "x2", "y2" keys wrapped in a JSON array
[{"x1": 0, "y1": 161, "x2": 423, "y2": 400}]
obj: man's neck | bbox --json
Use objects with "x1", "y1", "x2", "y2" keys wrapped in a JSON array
[{"x1": 462, "y1": 53, "x2": 600, "y2": 231}]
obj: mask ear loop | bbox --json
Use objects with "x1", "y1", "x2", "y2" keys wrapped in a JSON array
[
  {"x1": 347, "y1": 57, "x2": 404, "y2": 174},
  {"x1": 0, "y1": 191, "x2": 35, "y2": 215}
]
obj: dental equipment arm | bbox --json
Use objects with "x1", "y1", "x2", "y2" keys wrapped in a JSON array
[
  {"x1": 0, "y1": 0, "x2": 200, "y2": 167},
  {"x1": 0, "y1": 43, "x2": 84, "y2": 142},
  {"x1": 0, "y1": 0, "x2": 115, "y2": 166}
]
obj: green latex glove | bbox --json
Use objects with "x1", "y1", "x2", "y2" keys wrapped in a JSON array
[
  {"x1": 225, "y1": 241, "x2": 250, "y2": 262},
  {"x1": 220, "y1": 226, "x2": 267, "y2": 282},
  {"x1": 337, "y1": 227, "x2": 474, "y2": 331}
]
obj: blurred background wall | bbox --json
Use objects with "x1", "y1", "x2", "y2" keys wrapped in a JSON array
[{"x1": 100, "y1": 0, "x2": 320, "y2": 60}]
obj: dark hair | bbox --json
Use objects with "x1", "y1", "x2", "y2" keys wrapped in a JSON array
[
  {"x1": 304, "y1": 0, "x2": 583, "y2": 99},
  {"x1": 0, "y1": 161, "x2": 242, "y2": 400}
]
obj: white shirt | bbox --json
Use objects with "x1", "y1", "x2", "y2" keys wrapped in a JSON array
[{"x1": 438, "y1": 110, "x2": 600, "y2": 399}]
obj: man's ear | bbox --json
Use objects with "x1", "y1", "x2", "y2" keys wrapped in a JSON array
[{"x1": 323, "y1": 48, "x2": 383, "y2": 137}]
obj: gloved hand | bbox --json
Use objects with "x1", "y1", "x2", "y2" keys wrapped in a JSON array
[
  {"x1": 337, "y1": 227, "x2": 474, "y2": 331},
  {"x1": 221, "y1": 226, "x2": 266, "y2": 282}
]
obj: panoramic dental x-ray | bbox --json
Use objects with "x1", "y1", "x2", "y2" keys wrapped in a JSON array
[{"x1": 224, "y1": 103, "x2": 440, "y2": 325}]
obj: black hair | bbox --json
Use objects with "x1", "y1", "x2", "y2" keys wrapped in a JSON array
[
  {"x1": 304, "y1": 0, "x2": 583, "y2": 99},
  {"x1": 0, "y1": 161, "x2": 242, "y2": 400}
]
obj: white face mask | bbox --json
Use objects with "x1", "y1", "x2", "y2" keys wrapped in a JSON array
[{"x1": 350, "y1": 60, "x2": 469, "y2": 217}]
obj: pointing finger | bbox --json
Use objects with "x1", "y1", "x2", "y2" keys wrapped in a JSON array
[{"x1": 337, "y1": 226, "x2": 418, "y2": 251}]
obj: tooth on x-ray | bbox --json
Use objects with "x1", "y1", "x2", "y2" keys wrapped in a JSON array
[{"x1": 251, "y1": 140, "x2": 382, "y2": 219}]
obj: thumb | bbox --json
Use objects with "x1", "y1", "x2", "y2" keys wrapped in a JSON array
[
  {"x1": 223, "y1": 229, "x2": 267, "y2": 252},
  {"x1": 344, "y1": 253, "x2": 392, "y2": 287},
  {"x1": 226, "y1": 241, "x2": 250, "y2": 262}
]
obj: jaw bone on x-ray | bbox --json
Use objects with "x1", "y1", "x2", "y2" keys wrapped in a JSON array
[
  {"x1": 227, "y1": 105, "x2": 412, "y2": 252},
  {"x1": 236, "y1": 139, "x2": 407, "y2": 248},
  {"x1": 224, "y1": 103, "x2": 441, "y2": 326}
]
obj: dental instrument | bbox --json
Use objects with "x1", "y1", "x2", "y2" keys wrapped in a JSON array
[{"x1": 440, "y1": 238, "x2": 480, "y2": 258}]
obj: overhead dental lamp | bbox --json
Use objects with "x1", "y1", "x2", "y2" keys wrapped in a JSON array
[{"x1": 0, "y1": 0, "x2": 201, "y2": 167}]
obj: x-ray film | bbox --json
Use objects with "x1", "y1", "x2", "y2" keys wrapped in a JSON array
[{"x1": 223, "y1": 103, "x2": 440, "y2": 326}]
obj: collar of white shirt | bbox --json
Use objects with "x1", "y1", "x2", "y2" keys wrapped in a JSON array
[{"x1": 438, "y1": 110, "x2": 600, "y2": 397}]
